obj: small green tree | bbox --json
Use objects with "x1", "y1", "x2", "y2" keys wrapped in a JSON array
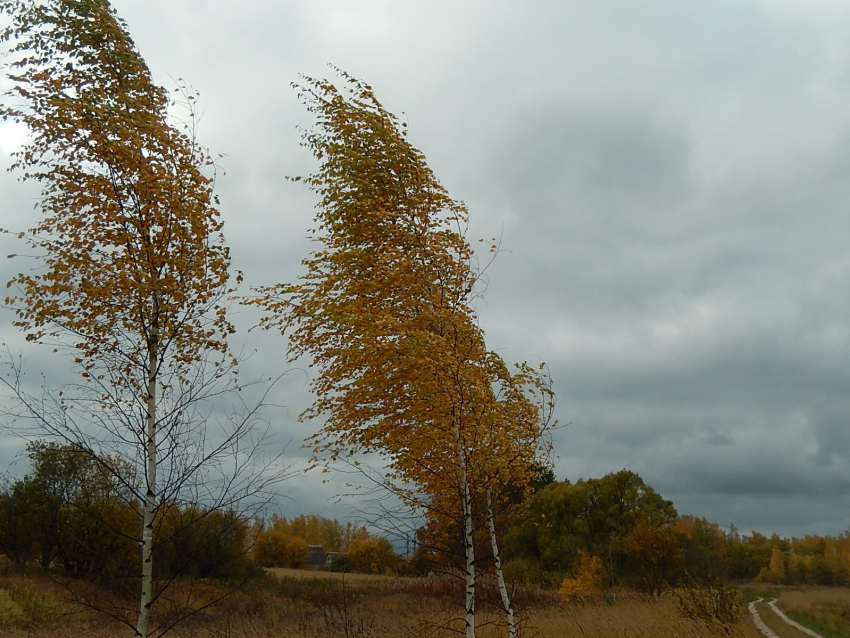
[
  {"x1": 503, "y1": 470, "x2": 677, "y2": 582},
  {"x1": 0, "y1": 475, "x2": 40, "y2": 567}
]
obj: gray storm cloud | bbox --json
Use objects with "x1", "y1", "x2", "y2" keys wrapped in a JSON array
[{"x1": 2, "y1": 0, "x2": 850, "y2": 536}]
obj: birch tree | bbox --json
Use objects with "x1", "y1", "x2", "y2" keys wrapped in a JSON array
[
  {"x1": 0, "y1": 1, "x2": 279, "y2": 635},
  {"x1": 253, "y1": 70, "x2": 555, "y2": 638}
]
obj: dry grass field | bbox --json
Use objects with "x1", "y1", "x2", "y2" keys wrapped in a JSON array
[
  {"x1": 0, "y1": 569, "x2": 800, "y2": 638},
  {"x1": 266, "y1": 567, "x2": 395, "y2": 583},
  {"x1": 535, "y1": 594, "x2": 763, "y2": 638},
  {"x1": 770, "y1": 586, "x2": 850, "y2": 638}
]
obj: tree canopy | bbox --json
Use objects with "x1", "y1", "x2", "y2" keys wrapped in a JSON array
[
  {"x1": 0, "y1": 2, "x2": 259, "y2": 636},
  {"x1": 251, "y1": 70, "x2": 554, "y2": 638}
]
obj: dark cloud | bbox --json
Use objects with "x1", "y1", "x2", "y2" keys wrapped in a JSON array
[{"x1": 2, "y1": 0, "x2": 850, "y2": 537}]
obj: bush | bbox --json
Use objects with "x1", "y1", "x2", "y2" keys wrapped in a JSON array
[
  {"x1": 0, "y1": 589, "x2": 25, "y2": 623},
  {"x1": 328, "y1": 556, "x2": 353, "y2": 573},
  {"x1": 503, "y1": 558, "x2": 551, "y2": 586},
  {"x1": 674, "y1": 578, "x2": 742, "y2": 632},
  {"x1": 347, "y1": 538, "x2": 398, "y2": 574},
  {"x1": 156, "y1": 506, "x2": 256, "y2": 581},
  {"x1": 558, "y1": 551, "x2": 603, "y2": 603}
]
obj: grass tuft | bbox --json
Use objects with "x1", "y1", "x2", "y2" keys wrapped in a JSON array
[{"x1": 0, "y1": 589, "x2": 26, "y2": 623}]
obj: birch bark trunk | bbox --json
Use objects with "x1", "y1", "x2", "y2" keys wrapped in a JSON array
[
  {"x1": 486, "y1": 491, "x2": 517, "y2": 638},
  {"x1": 136, "y1": 325, "x2": 158, "y2": 638},
  {"x1": 461, "y1": 468, "x2": 476, "y2": 638},
  {"x1": 454, "y1": 420, "x2": 476, "y2": 638}
]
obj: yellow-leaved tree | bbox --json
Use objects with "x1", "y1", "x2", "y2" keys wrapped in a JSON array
[
  {"x1": 0, "y1": 1, "x2": 282, "y2": 636},
  {"x1": 559, "y1": 551, "x2": 604, "y2": 603},
  {"x1": 252, "y1": 70, "x2": 555, "y2": 638}
]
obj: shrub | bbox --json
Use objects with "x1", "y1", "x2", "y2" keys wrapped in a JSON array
[
  {"x1": 558, "y1": 551, "x2": 603, "y2": 603},
  {"x1": 0, "y1": 589, "x2": 25, "y2": 623},
  {"x1": 328, "y1": 556, "x2": 353, "y2": 573},
  {"x1": 347, "y1": 538, "x2": 398, "y2": 574},
  {"x1": 674, "y1": 578, "x2": 742, "y2": 632}
]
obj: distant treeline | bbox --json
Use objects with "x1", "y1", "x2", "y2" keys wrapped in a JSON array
[
  {"x1": 0, "y1": 442, "x2": 256, "y2": 583},
  {"x1": 2, "y1": 444, "x2": 847, "y2": 590},
  {"x1": 495, "y1": 469, "x2": 850, "y2": 592},
  {"x1": 0, "y1": 442, "x2": 405, "y2": 580},
  {"x1": 252, "y1": 514, "x2": 399, "y2": 574}
]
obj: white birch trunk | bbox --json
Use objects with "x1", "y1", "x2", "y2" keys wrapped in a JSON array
[
  {"x1": 136, "y1": 329, "x2": 158, "y2": 638},
  {"x1": 461, "y1": 467, "x2": 476, "y2": 638},
  {"x1": 486, "y1": 491, "x2": 517, "y2": 638},
  {"x1": 453, "y1": 419, "x2": 476, "y2": 638}
]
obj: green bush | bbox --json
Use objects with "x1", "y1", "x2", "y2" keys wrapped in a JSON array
[
  {"x1": 0, "y1": 582, "x2": 71, "y2": 627},
  {"x1": 328, "y1": 556, "x2": 353, "y2": 573},
  {"x1": 0, "y1": 589, "x2": 25, "y2": 623}
]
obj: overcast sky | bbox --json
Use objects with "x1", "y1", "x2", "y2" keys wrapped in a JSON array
[{"x1": 3, "y1": 0, "x2": 850, "y2": 539}]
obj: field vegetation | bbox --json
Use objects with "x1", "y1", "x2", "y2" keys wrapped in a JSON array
[
  {"x1": 765, "y1": 586, "x2": 850, "y2": 638},
  {"x1": 0, "y1": 566, "x2": 773, "y2": 638},
  {"x1": 6, "y1": 445, "x2": 850, "y2": 637}
]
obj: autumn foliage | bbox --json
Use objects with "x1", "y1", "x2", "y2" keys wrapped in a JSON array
[
  {"x1": 558, "y1": 551, "x2": 604, "y2": 603},
  {"x1": 0, "y1": 2, "x2": 245, "y2": 636},
  {"x1": 252, "y1": 514, "x2": 373, "y2": 569},
  {"x1": 253, "y1": 72, "x2": 552, "y2": 497},
  {"x1": 250, "y1": 70, "x2": 554, "y2": 638},
  {"x1": 1, "y1": 0, "x2": 236, "y2": 374}
]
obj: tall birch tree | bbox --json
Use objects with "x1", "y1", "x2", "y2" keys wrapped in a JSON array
[
  {"x1": 253, "y1": 70, "x2": 555, "y2": 638},
  {"x1": 0, "y1": 2, "x2": 275, "y2": 636}
]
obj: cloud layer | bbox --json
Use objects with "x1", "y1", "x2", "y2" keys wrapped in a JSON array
[{"x1": 2, "y1": 0, "x2": 850, "y2": 536}]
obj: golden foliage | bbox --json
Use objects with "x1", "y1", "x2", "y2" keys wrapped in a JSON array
[
  {"x1": 252, "y1": 529, "x2": 311, "y2": 569},
  {"x1": 252, "y1": 514, "x2": 372, "y2": 568},
  {"x1": 755, "y1": 546, "x2": 786, "y2": 584},
  {"x1": 559, "y1": 551, "x2": 604, "y2": 603},
  {"x1": 1, "y1": 0, "x2": 237, "y2": 388},
  {"x1": 347, "y1": 537, "x2": 399, "y2": 575},
  {"x1": 250, "y1": 69, "x2": 555, "y2": 511},
  {"x1": 248, "y1": 71, "x2": 556, "y2": 635},
  {"x1": 1, "y1": 3, "x2": 240, "y2": 635}
]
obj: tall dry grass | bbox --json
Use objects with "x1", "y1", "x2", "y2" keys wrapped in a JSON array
[
  {"x1": 772, "y1": 586, "x2": 850, "y2": 638},
  {"x1": 0, "y1": 569, "x2": 766, "y2": 638},
  {"x1": 535, "y1": 594, "x2": 763, "y2": 638},
  {"x1": 266, "y1": 567, "x2": 394, "y2": 583}
]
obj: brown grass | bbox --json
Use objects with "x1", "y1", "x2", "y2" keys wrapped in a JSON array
[
  {"x1": 266, "y1": 567, "x2": 395, "y2": 582},
  {"x1": 535, "y1": 594, "x2": 763, "y2": 638},
  {"x1": 773, "y1": 586, "x2": 850, "y2": 638},
  {"x1": 0, "y1": 570, "x2": 769, "y2": 638}
]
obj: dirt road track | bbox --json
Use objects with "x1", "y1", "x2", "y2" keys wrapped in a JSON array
[
  {"x1": 765, "y1": 599, "x2": 825, "y2": 638},
  {"x1": 749, "y1": 598, "x2": 826, "y2": 638},
  {"x1": 749, "y1": 598, "x2": 781, "y2": 638}
]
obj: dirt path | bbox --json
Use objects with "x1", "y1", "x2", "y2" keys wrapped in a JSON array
[
  {"x1": 766, "y1": 599, "x2": 826, "y2": 638},
  {"x1": 749, "y1": 598, "x2": 782, "y2": 638},
  {"x1": 749, "y1": 598, "x2": 826, "y2": 638}
]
